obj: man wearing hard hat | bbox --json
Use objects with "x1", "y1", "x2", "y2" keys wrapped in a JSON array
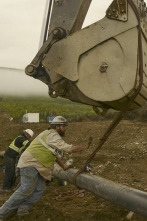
[
  {"x1": 0, "y1": 116, "x2": 90, "y2": 220},
  {"x1": 1, "y1": 129, "x2": 34, "y2": 192}
]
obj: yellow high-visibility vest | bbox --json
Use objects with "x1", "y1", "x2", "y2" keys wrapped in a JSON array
[
  {"x1": 9, "y1": 135, "x2": 29, "y2": 154},
  {"x1": 27, "y1": 130, "x2": 57, "y2": 168}
]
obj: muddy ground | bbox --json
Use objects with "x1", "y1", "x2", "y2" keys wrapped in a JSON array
[{"x1": 0, "y1": 113, "x2": 147, "y2": 221}]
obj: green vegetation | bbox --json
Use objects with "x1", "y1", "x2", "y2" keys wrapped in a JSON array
[{"x1": 0, "y1": 96, "x2": 97, "y2": 122}]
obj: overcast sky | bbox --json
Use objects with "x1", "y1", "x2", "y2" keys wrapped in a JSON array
[{"x1": 0, "y1": 0, "x2": 128, "y2": 95}]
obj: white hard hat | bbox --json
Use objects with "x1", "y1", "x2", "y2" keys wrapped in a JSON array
[
  {"x1": 51, "y1": 116, "x2": 67, "y2": 125},
  {"x1": 24, "y1": 129, "x2": 34, "y2": 138}
]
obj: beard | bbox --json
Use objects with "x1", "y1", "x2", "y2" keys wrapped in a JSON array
[{"x1": 57, "y1": 129, "x2": 65, "y2": 137}]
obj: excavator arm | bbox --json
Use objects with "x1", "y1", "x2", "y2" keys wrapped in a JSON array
[{"x1": 25, "y1": 0, "x2": 147, "y2": 113}]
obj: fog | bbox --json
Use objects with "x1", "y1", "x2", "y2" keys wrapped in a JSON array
[{"x1": 0, "y1": 68, "x2": 48, "y2": 96}]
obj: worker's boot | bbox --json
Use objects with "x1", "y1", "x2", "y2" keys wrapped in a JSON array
[{"x1": 17, "y1": 208, "x2": 29, "y2": 216}]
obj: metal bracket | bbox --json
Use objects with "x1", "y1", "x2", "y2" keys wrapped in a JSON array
[
  {"x1": 106, "y1": 0, "x2": 128, "y2": 21},
  {"x1": 25, "y1": 27, "x2": 66, "y2": 77}
]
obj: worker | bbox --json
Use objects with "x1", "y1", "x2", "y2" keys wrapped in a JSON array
[
  {"x1": 0, "y1": 116, "x2": 90, "y2": 219},
  {"x1": 1, "y1": 129, "x2": 34, "y2": 191}
]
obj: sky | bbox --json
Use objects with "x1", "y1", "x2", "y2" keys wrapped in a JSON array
[{"x1": 0, "y1": 0, "x2": 120, "y2": 95}]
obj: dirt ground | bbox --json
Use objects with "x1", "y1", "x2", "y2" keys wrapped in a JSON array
[{"x1": 0, "y1": 113, "x2": 147, "y2": 221}]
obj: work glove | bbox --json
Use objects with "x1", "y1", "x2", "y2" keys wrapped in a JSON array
[
  {"x1": 64, "y1": 159, "x2": 74, "y2": 170},
  {"x1": 65, "y1": 159, "x2": 73, "y2": 166}
]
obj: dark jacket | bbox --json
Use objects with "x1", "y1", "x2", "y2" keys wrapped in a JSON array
[{"x1": 5, "y1": 133, "x2": 30, "y2": 158}]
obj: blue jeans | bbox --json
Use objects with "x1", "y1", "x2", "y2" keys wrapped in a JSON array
[{"x1": 0, "y1": 167, "x2": 45, "y2": 218}]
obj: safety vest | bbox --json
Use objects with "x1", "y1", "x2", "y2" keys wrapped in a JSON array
[
  {"x1": 9, "y1": 135, "x2": 29, "y2": 154},
  {"x1": 27, "y1": 129, "x2": 58, "y2": 168}
]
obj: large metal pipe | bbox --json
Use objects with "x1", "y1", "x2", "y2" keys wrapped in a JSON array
[{"x1": 53, "y1": 167, "x2": 147, "y2": 218}]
